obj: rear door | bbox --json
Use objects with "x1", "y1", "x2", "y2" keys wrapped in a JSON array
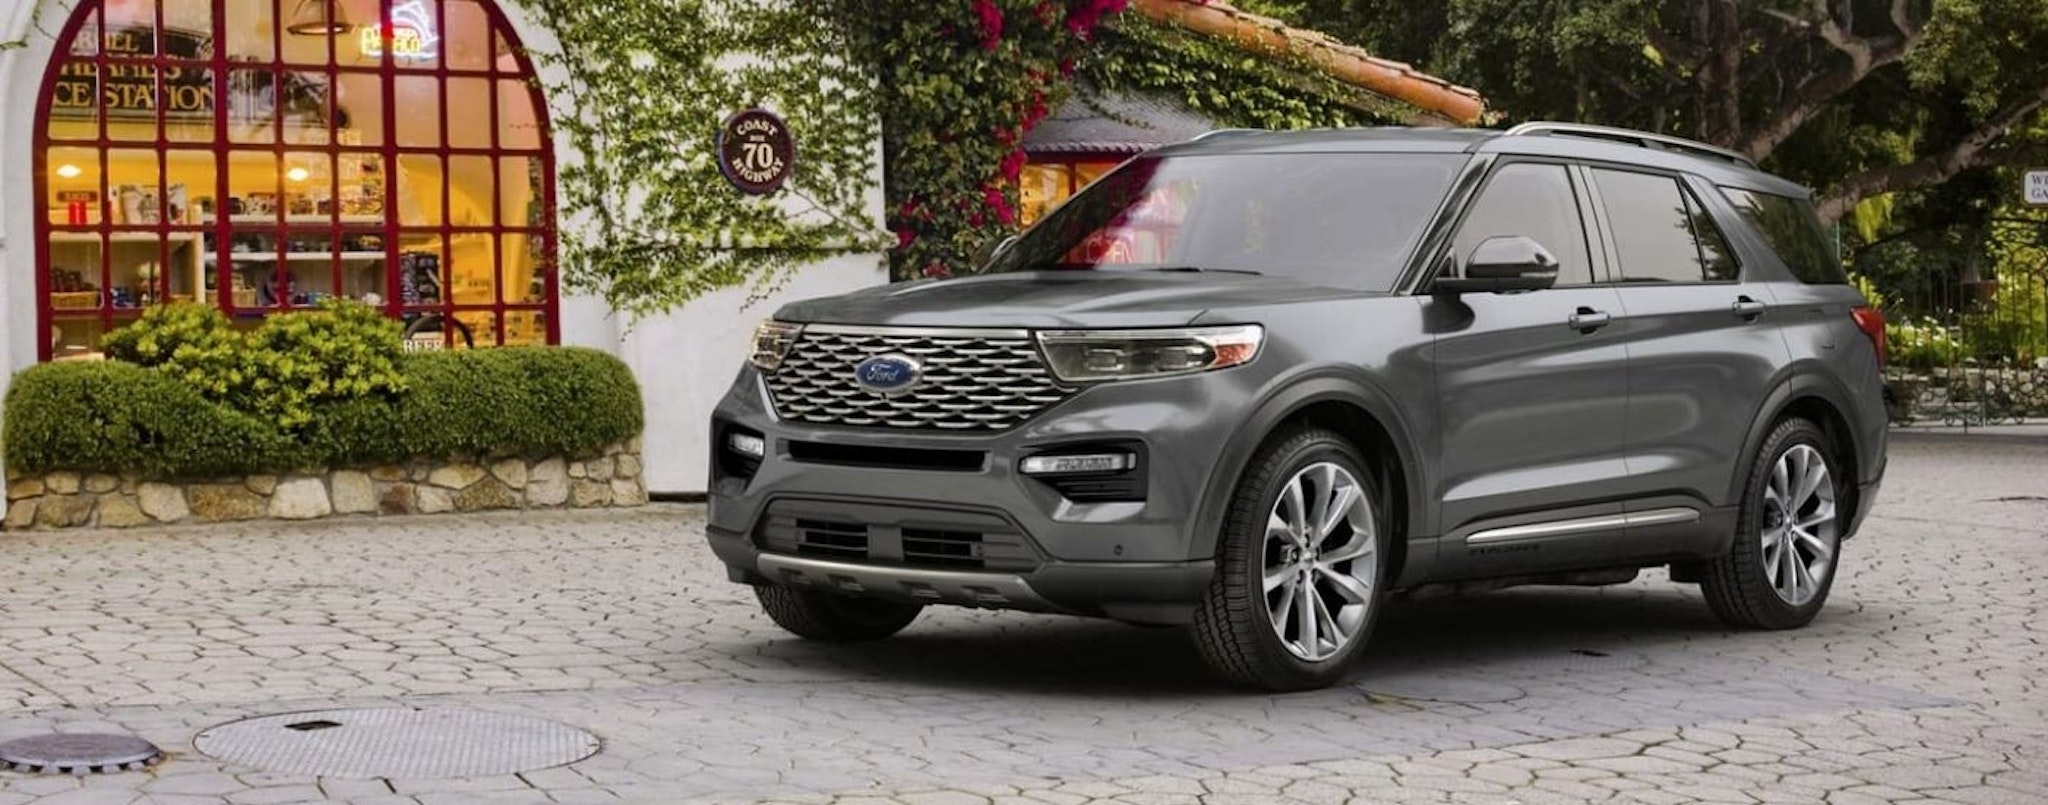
[
  {"x1": 1582, "y1": 166, "x2": 1792, "y2": 558},
  {"x1": 1428, "y1": 161, "x2": 1634, "y2": 576}
]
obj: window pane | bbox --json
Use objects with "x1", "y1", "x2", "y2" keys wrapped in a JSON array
[
  {"x1": 454, "y1": 311, "x2": 497, "y2": 348},
  {"x1": 499, "y1": 157, "x2": 540, "y2": 227},
  {"x1": 504, "y1": 309, "x2": 547, "y2": 346},
  {"x1": 445, "y1": 0, "x2": 489, "y2": 71},
  {"x1": 1452, "y1": 163, "x2": 1593, "y2": 285},
  {"x1": 166, "y1": 149, "x2": 216, "y2": 226},
  {"x1": 165, "y1": 67, "x2": 220, "y2": 143},
  {"x1": 333, "y1": 73, "x2": 382, "y2": 145},
  {"x1": 49, "y1": 59, "x2": 103, "y2": 140},
  {"x1": 281, "y1": 71, "x2": 335, "y2": 145},
  {"x1": 1685, "y1": 191, "x2": 1739, "y2": 281},
  {"x1": 224, "y1": 0, "x2": 278, "y2": 62},
  {"x1": 448, "y1": 232, "x2": 496, "y2": 304},
  {"x1": 496, "y1": 78, "x2": 541, "y2": 150},
  {"x1": 1720, "y1": 188, "x2": 1846, "y2": 285},
  {"x1": 48, "y1": 235, "x2": 106, "y2": 313},
  {"x1": 49, "y1": 317, "x2": 110, "y2": 360},
  {"x1": 447, "y1": 76, "x2": 492, "y2": 149},
  {"x1": 396, "y1": 154, "x2": 445, "y2": 226},
  {"x1": 107, "y1": 149, "x2": 164, "y2": 225},
  {"x1": 281, "y1": 229, "x2": 338, "y2": 303},
  {"x1": 338, "y1": 152, "x2": 387, "y2": 219},
  {"x1": 448, "y1": 154, "x2": 492, "y2": 225},
  {"x1": 47, "y1": 147, "x2": 104, "y2": 226},
  {"x1": 226, "y1": 149, "x2": 283, "y2": 223},
  {"x1": 103, "y1": 3, "x2": 156, "y2": 55},
  {"x1": 397, "y1": 235, "x2": 448, "y2": 309},
  {"x1": 337, "y1": 230, "x2": 389, "y2": 301},
  {"x1": 282, "y1": 151, "x2": 335, "y2": 221},
  {"x1": 1591, "y1": 169, "x2": 1704, "y2": 283},
  {"x1": 375, "y1": 0, "x2": 445, "y2": 69},
  {"x1": 395, "y1": 75, "x2": 441, "y2": 148},
  {"x1": 500, "y1": 231, "x2": 542, "y2": 304},
  {"x1": 165, "y1": 229, "x2": 208, "y2": 303},
  {"x1": 227, "y1": 68, "x2": 278, "y2": 144},
  {"x1": 164, "y1": 0, "x2": 215, "y2": 45}
]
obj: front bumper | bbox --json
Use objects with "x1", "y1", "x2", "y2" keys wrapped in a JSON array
[{"x1": 704, "y1": 366, "x2": 1246, "y2": 623}]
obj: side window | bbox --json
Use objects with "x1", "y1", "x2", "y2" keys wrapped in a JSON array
[
  {"x1": 1451, "y1": 163, "x2": 1593, "y2": 285},
  {"x1": 1719, "y1": 188, "x2": 1847, "y2": 284},
  {"x1": 1590, "y1": 168, "x2": 1733, "y2": 283},
  {"x1": 1685, "y1": 190, "x2": 1740, "y2": 281}
]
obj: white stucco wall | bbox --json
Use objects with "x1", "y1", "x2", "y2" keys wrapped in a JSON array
[{"x1": 0, "y1": 0, "x2": 889, "y2": 499}]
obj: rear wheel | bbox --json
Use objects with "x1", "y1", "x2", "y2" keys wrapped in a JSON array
[
  {"x1": 1700, "y1": 417, "x2": 1844, "y2": 629},
  {"x1": 755, "y1": 586, "x2": 922, "y2": 641},
  {"x1": 1192, "y1": 427, "x2": 1388, "y2": 691}
]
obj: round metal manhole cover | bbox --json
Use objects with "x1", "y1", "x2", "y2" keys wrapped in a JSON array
[
  {"x1": 0, "y1": 733, "x2": 163, "y2": 774},
  {"x1": 195, "y1": 707, "x2": 599, "y2": 779}
]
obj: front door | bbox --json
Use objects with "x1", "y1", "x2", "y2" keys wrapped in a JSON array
[{"x1": 1428, "y1": 161, "x2": 1634, "y2": 575}]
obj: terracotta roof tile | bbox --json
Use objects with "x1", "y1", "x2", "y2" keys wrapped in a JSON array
[{"x1": 1129, "y1": 0, "x2": 1488, "y2": 125}]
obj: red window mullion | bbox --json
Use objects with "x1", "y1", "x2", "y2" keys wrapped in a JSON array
[
  {"x1": 380, "y1": 0, "x2": 403, "y2": 326},
  {"x1": 212, "y1": 0, "x2": 232, "y2": 314}
]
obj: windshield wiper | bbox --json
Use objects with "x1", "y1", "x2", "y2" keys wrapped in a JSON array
[{"x1": 1146, "y1": 266, "x2": 1263, "y2": 276}]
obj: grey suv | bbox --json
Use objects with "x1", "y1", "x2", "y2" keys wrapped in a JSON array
[{"x1": 705, "y1": 122, "x2": 1888, "y2": 691}]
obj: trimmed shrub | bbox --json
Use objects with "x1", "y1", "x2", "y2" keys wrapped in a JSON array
[
  {"x1": 98, "y1": 300, "x2": 408, "y2": 432},
  {"x1": 3, "y1": 361, "x2": 297, "y2": 478},
  {"x1": 3, "y1": 347, "x2": 644, "y2": 479}
]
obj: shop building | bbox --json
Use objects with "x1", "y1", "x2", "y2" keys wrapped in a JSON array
[{"x1": 0, "y1": 0, "x2": 885, "y2": 497}]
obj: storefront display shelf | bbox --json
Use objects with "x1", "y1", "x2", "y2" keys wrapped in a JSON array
[
  {"x1": 201, "y1": 214, "x2": 386, "y2": 226},
  {"x1": 208, "y1": 252, "x2": 389, "y2": 263}
]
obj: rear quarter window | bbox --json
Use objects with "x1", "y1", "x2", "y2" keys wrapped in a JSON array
[{"x1": 1718, "y1": 188, "x2": 1846, "y2": 284}]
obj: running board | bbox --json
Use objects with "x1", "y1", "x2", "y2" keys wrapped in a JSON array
[{"x1": 1465, "y1": 507, "x2": 1701, "y2": 545}]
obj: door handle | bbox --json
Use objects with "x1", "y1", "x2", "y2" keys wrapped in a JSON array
[
  {"x1": 1568, "y1": 307, "x2": 1611, "y2": 334},
  {"x1": 1732, "y1": 296, "x2": 1767, "y2": 321}
]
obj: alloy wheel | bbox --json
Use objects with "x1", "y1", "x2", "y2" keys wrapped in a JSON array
[
  {"x1": 1760, "y1": 444, "x2": 1838, "y2": 606},
  {"x1": 1262, "y1": 462, "x2": 1378, "y2": 661}
]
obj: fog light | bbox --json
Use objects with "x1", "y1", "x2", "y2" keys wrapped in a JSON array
[
  {"x1": 1019, "y1": 453, "x2": 1132, "y2": 475},
  {"x1": 728, "y1": 432, "x2": 766, "y2": 458}
]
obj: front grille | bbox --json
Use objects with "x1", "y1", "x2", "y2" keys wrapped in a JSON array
[
  {"x1": 757, "y1": 501, "x2": 1040, "y2": 573},
  {"x1": 765, "y1": 326, "x2": 1072, "y2": 431}
]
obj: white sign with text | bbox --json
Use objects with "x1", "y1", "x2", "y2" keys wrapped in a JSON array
[{"x1": 2027, "y1": 169, "x2": 2048, "y2": 206}]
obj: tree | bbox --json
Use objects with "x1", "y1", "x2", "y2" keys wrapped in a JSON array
[{"x1": 1258, "y1": 0, "x2": 2048, "y2": 225}]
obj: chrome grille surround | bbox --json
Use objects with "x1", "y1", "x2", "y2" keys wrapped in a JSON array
[{"x1": 765, "y1": 325, "x2": 1073, "y2": 431}]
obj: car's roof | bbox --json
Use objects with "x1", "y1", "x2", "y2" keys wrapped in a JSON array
[{"x1": 1149, "y1": 126, "x2": 1810, "y2": 199}]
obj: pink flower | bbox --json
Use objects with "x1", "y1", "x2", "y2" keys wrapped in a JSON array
[
  {"x1": 896, "y1": 228, "x2": 916, "y2": 248},
  {"x1": 923, "y1": 263, "x2": 953, "y2": 279},
  {"x1": 998, "y1": 149, "x2": 1028, "y2": 182},
  {"x1": 974, "y1": 0, "x2": 1004, "y2": 51}
]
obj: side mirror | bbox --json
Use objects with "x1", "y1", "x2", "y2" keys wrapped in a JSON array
[{"x1": 1434, "y1": 236, "x2": 1560, "y2": 294}]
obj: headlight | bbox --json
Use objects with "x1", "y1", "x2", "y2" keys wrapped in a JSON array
[
  {"x1": 749, "y1": 320, "x2": 803, "y2": 371},
  {"x1": 1035, "y1": 325, "x2": 1264, "y2": 383}
]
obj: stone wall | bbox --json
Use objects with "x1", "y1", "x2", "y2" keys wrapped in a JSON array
[{"x1": 2, "y1": 440, "x2": 646, "y2": 531}]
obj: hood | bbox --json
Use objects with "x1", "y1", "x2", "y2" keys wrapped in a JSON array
[{"x1": 774, "y1": 271, "x2": 1375, "y2": 329}]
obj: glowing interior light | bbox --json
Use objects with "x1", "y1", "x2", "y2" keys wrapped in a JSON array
[
  {"x1": 286, "y1": 167, "x2": 311, "y2": 182},
  {"x1": 55, "y1": 164, "x2": 83, "y2": 179}
]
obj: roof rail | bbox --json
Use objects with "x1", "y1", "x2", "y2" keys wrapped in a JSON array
[
  {"x1": 1503, "y1": 122, "x2": 1757, "y2": 168},
  {"x1": 1191, "y1": 128, "x2": 1261, "y2": 141}
]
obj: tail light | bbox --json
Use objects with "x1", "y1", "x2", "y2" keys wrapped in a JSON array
[{"x1": 1850, "y1": 306, "x2": 1886, "y2": 368}]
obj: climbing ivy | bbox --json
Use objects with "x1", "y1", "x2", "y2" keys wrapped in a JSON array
[
  {"x1": 511, "y1": 0, "x2": 888, "y2": 316},
  {"x1": 509, "y1": 0, "x2": 1430, "y2": 308}
]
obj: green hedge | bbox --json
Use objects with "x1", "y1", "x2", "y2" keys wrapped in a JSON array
[{"x1": 4, "y1": 347, "x2": 644, "y2": 480}]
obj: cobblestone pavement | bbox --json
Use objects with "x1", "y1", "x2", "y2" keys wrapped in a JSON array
[{"x1": 0, "y1": 434, "x2": 2042, "y2": 804}]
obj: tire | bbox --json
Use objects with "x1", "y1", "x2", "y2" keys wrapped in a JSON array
[
  {"x1": 755, "y1": 586, "x2": 922, "y2": 642},
  {"x1": 1191, "y1": 426, "x2": 1389, "y2": 691},
  {"x1": 1700, "y1": 417, "x2": 1845, "y2": 630}
]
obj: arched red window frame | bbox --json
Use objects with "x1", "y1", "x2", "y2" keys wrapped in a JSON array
[{"x1": 31, "y1": 0, "x2": 561, "y2": 360}]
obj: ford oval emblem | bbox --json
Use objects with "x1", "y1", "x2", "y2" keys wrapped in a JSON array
[{"x1": 854, "y1": 353, "x2": 923, "y2": 396}]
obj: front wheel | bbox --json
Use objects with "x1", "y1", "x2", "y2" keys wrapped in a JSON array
[
  {"x1": 755, "y1": 586, "x2": 922, "y2": 641},
  {"x1": 1192, "y1": 427, "x2": 1388, "y2": 691},
  {"x1": 1700, "y1": 417, "x2": 1845, "y2": 629}
]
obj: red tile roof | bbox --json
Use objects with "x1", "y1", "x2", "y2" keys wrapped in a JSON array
[{"x1": 1129, "y1": 0, "x2": 1488, "y2": 125}]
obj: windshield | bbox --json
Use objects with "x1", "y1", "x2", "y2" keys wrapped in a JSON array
[{"x1": 986, "y1": 152, "x2": 1463, "y2": 291}]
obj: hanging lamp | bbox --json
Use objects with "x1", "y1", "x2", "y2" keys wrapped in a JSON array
[{"x1": 284, "y1": 0, "x2": 352, "y2": 35}]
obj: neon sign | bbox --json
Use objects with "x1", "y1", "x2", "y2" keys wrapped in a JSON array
[{"x1": 361, "y1": 0, "x2": 440, "y2": 62}]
